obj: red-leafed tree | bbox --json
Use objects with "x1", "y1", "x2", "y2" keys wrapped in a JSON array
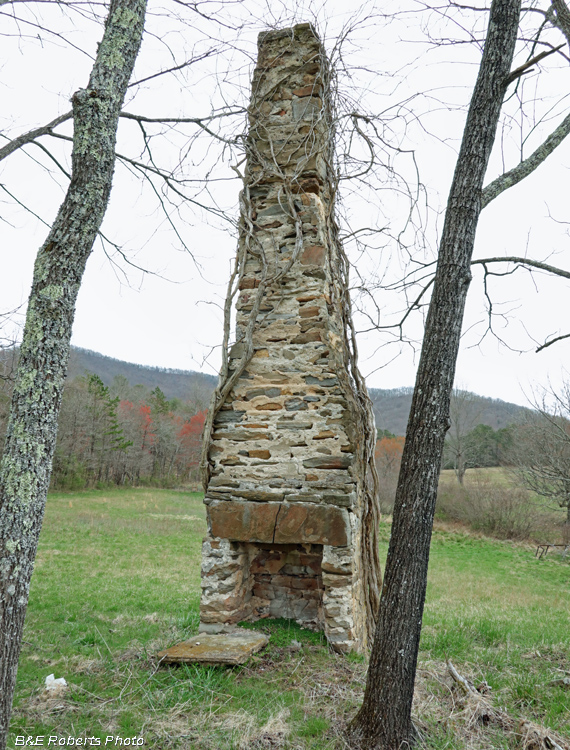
[
  {"x1": 178, "y1": 410, "x2": 207, "y2": 480},
  {"x1": 48, "y1": 377, "x2": 208, "y2": 488},
  {"x1": 374, "y1": 435, "x2": 405, "y2": 514},
  {"x1": 375, "y1": 436, "x2": 405, "y2": 474}
]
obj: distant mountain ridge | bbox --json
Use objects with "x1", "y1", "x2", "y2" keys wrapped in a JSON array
[
  {"x1": 368, "y1": 386, "x2": 527, "y2": 436},
  {"x1": 67, "y1": 347, "x2": 217, "y2": 405},
  {"x1": 67, "y1": 347, "x2": 528, "y2": 435}
]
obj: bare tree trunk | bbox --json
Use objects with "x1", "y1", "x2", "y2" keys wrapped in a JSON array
[
  {"x1": 0, "y1": 2, "x2": 146, "y2": 746},
  {"x1": 349, "y1": 1, "x2": 520, "y2": 747},
  {"x1": 456, "y1": 452, "x2": 466, "y2": 485},
  {"x1": 446, "y1": 388, "x2": 483, "y2": 485}
]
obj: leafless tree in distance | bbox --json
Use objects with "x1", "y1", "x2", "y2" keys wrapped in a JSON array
[
  {"x1": 445, "y1": 388, "x2": 483, "y2": 485},
  {"x1": 511, "y1": 381, "x2": 570, "y2": 527}
]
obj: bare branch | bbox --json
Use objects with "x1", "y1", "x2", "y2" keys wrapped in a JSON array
[
  {"x1": 481, "y1": 110, "x2": 570, "y2": 207},
  {"x1": 127, "y1": 48, "x2": 217, "y2": 88},
  {"x1": 29, "y1": 141, "x2": 71, "y2": 179},
  {"x1": 504, "y1": 42, "x2": 564, "y2": 84},
  {"x1": 0, "y1": 184, "x2": 51, "y2": 227},
  {"x1": 0, "y1": 111, "x2": 72, "y2": 163},
  {"x1": 536, "y1": 333, "x2": 570, "y2": 352},
  {"x1": 0, "y1": 105, "x2": 246, "y2": 166},
  {"x1": 113, "y1": 151, "x2": 234, "y2": 223},
  {"x1": 119, "y1": 109, "x2": 245, "y2": 144},
  {"x1": 472, "y1": 256, "x2": 570, "y2": 280}
]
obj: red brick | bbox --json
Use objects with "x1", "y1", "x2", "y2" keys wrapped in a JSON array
[
  {"x1": 300, "y1": 245, "x2": 326, "y2": 265},
  {"x1": 293, "y1": 85, "x2": 319, "y2": 97},
  {"x1": 249, "y1": 449, "x2": 271, "y2": 459},
  {"x1": 239, "y1": 277, "x2": 261, "y2": 290}
]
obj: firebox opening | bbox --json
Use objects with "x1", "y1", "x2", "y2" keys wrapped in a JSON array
[{"x1": 246, "y1": 542, "x2": 324, "y2": 629}]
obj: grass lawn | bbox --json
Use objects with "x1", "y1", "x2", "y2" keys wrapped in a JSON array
[
  {"x1": 439, "y1": 466, "x2": 514, "y2": 485},
  {"x1": 8, "y1": 488, "x2": 570, "y2": 749}
]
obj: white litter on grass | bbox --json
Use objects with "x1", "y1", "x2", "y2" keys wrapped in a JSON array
[{"x1": 44, "y1": 674, "x2": 67, "y2": 691}]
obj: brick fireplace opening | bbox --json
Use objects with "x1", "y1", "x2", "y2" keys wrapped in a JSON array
[
  {"x1": 247, "y1": 543, "x2": 324, "y2": 627},
  {"x1": 200, "y1": 495, "x2": 362, "y2": 651},
  {"x1": 202, "y1": 540, "x2": 325, "y2": 630}
]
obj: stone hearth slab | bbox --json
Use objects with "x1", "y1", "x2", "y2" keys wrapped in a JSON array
[{"x1": 157, "y1": 631, "x2": 269, "y2": 665}]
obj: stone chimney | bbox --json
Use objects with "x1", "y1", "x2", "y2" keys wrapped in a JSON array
[{"x1": 199, "y1": 23, "x2": 380, "y2": 654}]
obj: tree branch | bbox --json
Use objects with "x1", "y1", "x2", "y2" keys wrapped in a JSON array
[
  {"x1": 0, "y1": 111, "x2": 72, "y2": 163},
  {"x1": 119, "y1": 109, "x2": 244, "y2": 144},
  {"x1": 447, "y1": 661, "x2": 567, "y2": 749},
  {"x1": 472, "y1": 256, "x2": 570, "y2": 279},
  {"x1": 481, "y1": 110, "x2": 570, "y2": 207},
  {"x1": 0, "y1": 107, "x2": 244, "y2": 166},
  {"x1": 552, "y1": 0, "x2": 570, "y2": 47},
  {"x1": 536, "y1": 333, "x2": 570, "y2": 352},
  {"x1": 127, "y1": 48, "x2": 217, "y2": 88},
  {"x1": 504, "y1": 43, "x2": 564, "y2": 84}
]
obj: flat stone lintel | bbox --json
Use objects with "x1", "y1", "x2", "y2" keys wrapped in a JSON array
[{"x1": 208, "y1": 499, "x2": 350, "y2": 546}]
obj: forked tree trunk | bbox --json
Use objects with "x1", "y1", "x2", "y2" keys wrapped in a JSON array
[
  {"x1": 0, "y1": 2, "x2": 146, "y2": 746},
  {"x1": 349, "y1": 1, "x2": 521, "y2": 747}
]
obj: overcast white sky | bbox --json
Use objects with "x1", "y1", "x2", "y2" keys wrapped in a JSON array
[{"x1": 1, "y1": 0, "x2": 569, "y2": 407}]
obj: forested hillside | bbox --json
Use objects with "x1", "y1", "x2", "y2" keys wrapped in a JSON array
[
  {"x1": 1, "y1": 346, "x2": 528, "y2": 437},
  {"x1": 67, "y1": 348, "x2": 216, "y2": 409},
  {"x1": 0, "y1": 348, "x2": 210, "y2": 489},
  {"x1": 0, "y1": 347, "x2": 529, "y2": 490},
  {"x1": 369, "y1": 386, "x2": 527, "y2": 436},
  {"x1": 65, "y1": 349, "x2": 528, "y2": 434}
]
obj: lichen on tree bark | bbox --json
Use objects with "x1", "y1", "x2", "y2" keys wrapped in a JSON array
[{"x1": 0, "y1": 2, "x2": 146, "y2": 746}]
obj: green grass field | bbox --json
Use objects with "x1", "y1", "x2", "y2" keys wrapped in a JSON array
[
  {"x1": 437, "y1": 467, "x2": 568, "y2": 543},
  {"x1": 8, "y1": 488, "x2": 570, "y2": 749}
]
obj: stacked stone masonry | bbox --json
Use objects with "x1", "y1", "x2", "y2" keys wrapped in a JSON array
[{"x1": 200, "y1": 23, "x2": 372, "y2": 653}]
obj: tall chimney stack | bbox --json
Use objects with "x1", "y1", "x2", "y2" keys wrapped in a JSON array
[{"x1": 199, "y1": 23, "x2": 380, "y2": 653}]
